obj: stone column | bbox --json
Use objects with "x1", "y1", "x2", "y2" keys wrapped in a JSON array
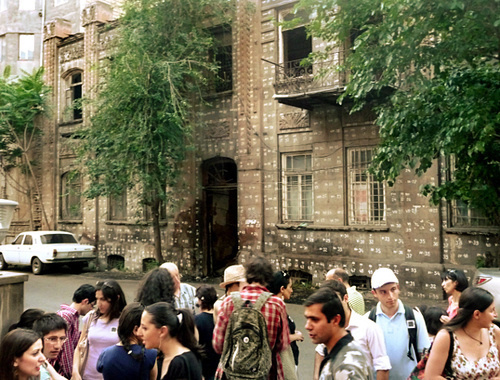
[{"x1": 0, "y1": 273, "x2": 29, "y2": 338}]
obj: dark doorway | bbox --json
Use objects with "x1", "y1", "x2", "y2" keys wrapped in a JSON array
[{"x1": 202, "y1": 157, "x2": 238, "y2": 276}]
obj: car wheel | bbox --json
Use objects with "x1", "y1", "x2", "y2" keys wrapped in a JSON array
[
  {"x1": 71, "y1": 263, "x2": 85, "y2": 273},
  {"x1": 32, "y1": 257, "x2": 45, "y2": 275},
  {"x1": 0, "y1": 254, "x2": 8, "y2": 270}
]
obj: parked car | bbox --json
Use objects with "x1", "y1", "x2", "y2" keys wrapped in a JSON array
[
  {"x1": 475, "y1": 268, "x2": 500, "y2": 322},
  {"x1": 0, "y1": 231, "x2": 96, "y2": 275}
]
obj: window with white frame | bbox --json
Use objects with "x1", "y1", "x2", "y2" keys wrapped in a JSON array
[
  {"x1": 64, "y1": 71, "x2": 83, "y2": 121},
  {"x1": 348, "y1": 147, "x2": 385, "y2": 225},
  {"x1": 450, "y1": 199, "x2": 491, "y2": 227},
  {"x1": 19, "y1": 34, "x2": 34, "y2": 60},
  {"x1": 61, "y1": 171, "x2": 82, "y2": 220},
  {"x1": 282, "y1": 153, "x2": 313, "y2": 221},
  {"x1": 19, "y1": 0, "x2": 36, "y2": 10}
]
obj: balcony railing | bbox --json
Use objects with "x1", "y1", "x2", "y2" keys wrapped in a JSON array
[{"x1": 274, "y1": 50, "x2": 348, "y2": 97}]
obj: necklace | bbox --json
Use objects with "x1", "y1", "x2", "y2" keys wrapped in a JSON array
[{"x1": 463, "y1": 328, "x2": 483, "y2": 345}]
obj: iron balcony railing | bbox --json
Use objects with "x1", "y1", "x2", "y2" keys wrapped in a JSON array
[{"x1": 274, "y1": 50, "x2": 348, "y2": 96}]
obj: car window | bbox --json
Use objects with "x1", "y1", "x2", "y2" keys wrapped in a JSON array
[
  {"x1": 40, "y1": 234, "x2": 78, "y2": 244},
  {"x1": 12, "y1": 235, "x2": 24, "y2": 245},
  {"x1": 23, "y1": 235, "x2": 33, "y2": 245}
]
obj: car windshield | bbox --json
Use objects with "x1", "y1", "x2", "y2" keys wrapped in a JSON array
[{"x1": 40, "y1": 234, "x2": 78, "y2": 244}]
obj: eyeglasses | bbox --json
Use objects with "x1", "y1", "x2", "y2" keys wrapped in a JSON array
[{"x1": 44, "y1": 336, "x2": 68, "y2": 344}]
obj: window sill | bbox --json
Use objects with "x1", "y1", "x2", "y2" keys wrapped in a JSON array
[
  {"x1": 59, "y1": 219, "x2": 83, "y2": 224},
  {"x1": 276, "y1": 223, "x2": 389, "y2": 232},
  {"x1": 445, "y1": 227, "x2": 500, "y2": 236},
  {"x1": 59, "y1": 119, "x2": 83, "y2": 127},
  {"x1": 104, "y1": 220, "x2": 168, "y2": 226}
]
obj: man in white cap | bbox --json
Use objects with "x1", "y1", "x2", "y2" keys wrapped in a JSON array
[
  {"x1": 367, "y1": 267, "x2": 430, "y2": 380},
  {"x1": 160, "y1": 262, "x2": 197, "y2": 314}
]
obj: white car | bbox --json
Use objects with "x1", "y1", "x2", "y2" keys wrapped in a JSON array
[
  {"x1": 0, "y1": 231, "x2": 96, "y2": 275},
  {"x1": 475, "y1": 268, "x2": 500, "y2": 322}
]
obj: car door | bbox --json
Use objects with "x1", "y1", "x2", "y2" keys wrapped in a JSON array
[
  {"x1": 2, "y1": 234, "x2": 25, "y2": 264},
  {"x1": 19, "y1": 234, "x2": 34, "y2": 265}
]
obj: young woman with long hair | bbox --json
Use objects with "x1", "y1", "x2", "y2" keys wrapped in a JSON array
[
  {"x1": 72, "y1": 279, "x2": 127, "y2": 380},
  {"x1": 140, "y1": 302, "x2": 202, "y2": 380},
  {"x1": 424, "y1": 287, "x2": 500, "y2": 379}
]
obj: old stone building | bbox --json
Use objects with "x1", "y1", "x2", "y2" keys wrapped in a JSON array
[{"x1": 5, "y1": 0, "x2": 499, "y2": 301}]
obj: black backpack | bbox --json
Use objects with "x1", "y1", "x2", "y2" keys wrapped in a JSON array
[
  {"x1": 220, "y1": 292, "x2": 273, "y2": 380},
  {"x1": 368, "y1": 304, "x2": 421, "y2": 362}
]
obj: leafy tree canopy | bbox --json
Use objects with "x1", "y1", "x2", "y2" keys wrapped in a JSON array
[{"x1": 296, "y1": 0, "x2": 500, "y2": 224}]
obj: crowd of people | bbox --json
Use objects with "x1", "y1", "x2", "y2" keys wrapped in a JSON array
[{"x1": 1, "y1": 258, "x2": 499, "y2": 380}]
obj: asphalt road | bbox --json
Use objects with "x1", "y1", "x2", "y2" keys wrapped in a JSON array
[{"x1": 19, "y1": 269, "x2": 316, "y2": 379}]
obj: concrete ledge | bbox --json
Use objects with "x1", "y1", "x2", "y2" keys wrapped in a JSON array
[{"x1": 0, "y1": 271, "x2": 29, "y2": 338}]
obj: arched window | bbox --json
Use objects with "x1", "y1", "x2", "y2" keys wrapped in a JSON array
[{"x1": 61, "y1": 171, "x2": 82, "y2": 220}]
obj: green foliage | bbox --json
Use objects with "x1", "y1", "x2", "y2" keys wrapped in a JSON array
[
  {"x1": 0, "y1": 67, "x2": 50, "y2": 168},
  {"x1": 296, "y1": 0, "x2": 500, "y2": 223},
  {"x1": 79, "y1": 0, "x2": 232, "y2": 204}
]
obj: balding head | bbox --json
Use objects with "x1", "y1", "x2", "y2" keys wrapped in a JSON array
[
  {"x1": 160, "y1": 262, "x2": 180, "y2": 291},
  {"x1": 326, "y1": 268, "x2": 350, "y2": 287}
]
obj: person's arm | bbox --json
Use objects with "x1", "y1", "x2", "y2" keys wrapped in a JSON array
[
  {"x1": 365, "y1": 320, "x2": 391, "y2": 378},
  {"x1": 376, "y1": 370, "x2": 389, "y2": 380},
  {"x1": 423, "y1": 330, "x2": 451, "y2": 380},
  {"x1": 212, "y1": 299, "x2": 230, "y2": 354},
  {"x1": 149, "y1": 359, "x2": 158, "y2": 380},
  {"x1": 43, "y1": 360, "x2": 68, "y2": 380},
  {"x1": 290, "y1": 330, "x2": 304, "y2": 342},
  {"x1": 71, "y1": 342, "x2": 82, "y2": 380}
]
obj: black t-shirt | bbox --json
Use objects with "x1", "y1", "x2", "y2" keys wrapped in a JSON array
[
  {"x1": 194, "y1": 312, "x2": 220, "y2": 379},
  {"x1": 160, "y1": 351, "x2": 202, "y2": 380},
  {"x1": 288, "y1": 314, "x2": 299, "y2": 365}
]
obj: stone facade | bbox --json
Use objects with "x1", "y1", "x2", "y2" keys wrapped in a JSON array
[{"x1": 4, "y1": 0, "x2": 498, "y2": 302}]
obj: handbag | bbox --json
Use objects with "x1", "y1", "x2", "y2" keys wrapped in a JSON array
[
  {"x1": 77, "y1": 310, "x2": 95, "y2": 375},
  {"x1": 407, "y1": 330, "x2": 454, "y2": 380}
]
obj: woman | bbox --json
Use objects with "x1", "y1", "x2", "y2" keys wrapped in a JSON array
[
  {"x1": 73, "y1": 280, "x2": 127, "y2": 380},
  {"x1": 0, "y1": 328, "x2": 46, "y2": 380},
  {"x1": 135, "y1": 268, "x2": 175, "y2": 307},
  {"x1": 97, "y1": 303, "x2": 157, "y2": 380},
  {"x1": 424, "y1": 287, "x2": 500, "y2": 380},
  {"x1": 268, "y1": 270, "x2": 304, "y2": 380},
  {"x1": 441, "y1": 269, "x2": 468, "y2": 322},
  {"x1": 140, "y1": 302, "x2": 202, "y2": 380},
  {"x1": 194, "y1": 285, "x2": 220, "y2": 380}
]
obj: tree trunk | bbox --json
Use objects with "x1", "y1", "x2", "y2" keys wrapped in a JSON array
[{"x1": 151, "y1": 197, "x2": 164, "y2": 264}]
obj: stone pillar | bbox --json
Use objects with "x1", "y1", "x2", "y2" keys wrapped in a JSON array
[{"x1": 0, "y1": 273, "x2": 29, "y2": 338}]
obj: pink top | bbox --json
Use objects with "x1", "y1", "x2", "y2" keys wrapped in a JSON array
[{"x1": 447, "y1": 295, "x2": 459, "y2": 319}]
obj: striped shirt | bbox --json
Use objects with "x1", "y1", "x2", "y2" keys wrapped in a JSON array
[
  {"x1": 175, "y1": 283, "x2": 197, "y2": 314},
  {"x1": 56, "y1": 304, "x2": 80, "y2": 378},
  {"x1": 212, "y1": 284, "x2": 290, "y2": 380}
]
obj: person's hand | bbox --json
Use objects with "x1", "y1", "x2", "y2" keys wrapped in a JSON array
[
  {"x1": 440, "y1": 315, "x2": 450, "y2": 323},
  {"x1": 295, "y1": 331, "x2": 304, "y2": 342}
]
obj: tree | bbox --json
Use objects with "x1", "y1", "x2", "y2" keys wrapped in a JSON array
[
  {"x1": 296, "y1": 0, "x2": 500, "y2": 224},
  {"x1": 0, "y1": 67, "x2": 51, "y2": 229},
  {"x1": 78, "y1": 0, "x2": 232, "y2": 263}
]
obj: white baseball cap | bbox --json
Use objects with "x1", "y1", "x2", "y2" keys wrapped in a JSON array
[{"x1": 371, "y1": 267, "x2": 399, "y2": 289}]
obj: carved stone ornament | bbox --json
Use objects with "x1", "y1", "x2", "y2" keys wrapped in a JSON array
[
  {"x1": 59, "y1": 41, "x2": 84, "y2": 64},
  {"x1": 204, "y1": 120, "x2": 231, "y2": 139},
  {"x1": 43, "y1": 19, "x2": 71, "y2": 40},
  {"x1": 82, "y1": 1, "x2": 113, "y2": 27},
  {"x1": 279, "y1": 110, "x2": 310, "y2": 131}
]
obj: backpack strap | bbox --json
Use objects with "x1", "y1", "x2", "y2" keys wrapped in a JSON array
[
  {"x1": 231, "y1": 292, "x2": 244, "y2": 309},
  {"x1": 404, "y1": 305, "x2": 419, "y2": 362},
  {"x1": 254, "y1": 292, "x2": 272, "y2": 311},
  {"x1": 368, "y1": 307, "x2": 377, "y2": 322}
]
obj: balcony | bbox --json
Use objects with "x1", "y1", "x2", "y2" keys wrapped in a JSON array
[{"x1": 274, "y1": 50, "x2": 348, "y2": 110}]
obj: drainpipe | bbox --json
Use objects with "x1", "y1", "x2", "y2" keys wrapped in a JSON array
[{"x1": 39, "y1": 0, "x2": 45, "y2": 64}]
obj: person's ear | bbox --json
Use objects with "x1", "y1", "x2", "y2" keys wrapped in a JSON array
[
  {"x1": 371, "y1": 289, "x2": 378, "y2": 298},
  {"x1": 280, "y1": 285, "x2": 286, "y2": 294},
  {"x1": 81, "y1": 298, "x2": 89, "y2": 306},
  {"x1": 159, "y1": 325, "x2": 169, "y2": 338},
  {"x1": 343, "y1": 294, "x2": 349, "y2": 303},
  {"x1": 473, "y1": 310, "x2": 481, "y2": 319},
  {"x1": 331, "y1": 314, "x2": 342, "y2": 326}
]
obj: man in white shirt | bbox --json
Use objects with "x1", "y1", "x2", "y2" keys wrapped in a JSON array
[
  {"x1": 313, "y1": 280, "x2": 391, "y2": 380},
  {"x1": 160, "y1": 262, "x2": 197, "y2": 314}
]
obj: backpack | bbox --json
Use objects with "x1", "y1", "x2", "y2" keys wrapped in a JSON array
[
  {"x1": 368, "y1": 304, "x2": 421, "y2": 362},
  {"x1": 220, "y1": 291, "x2": 273, "y2": 380}
]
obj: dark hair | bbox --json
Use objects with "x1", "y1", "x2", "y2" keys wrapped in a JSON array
[
  {"x1": 446, "y1": 287, "x2": 494, "y2": 332},
  {"x1": 118, "y1": 302, "x2": 145, "y2": 361},
  {"x1": 32, "y1": 313, "x2": 68, "y2": 337},
  {"x1": 267, "y1": 270, "x2": 291, "y2": 295},
  {"x1": 135, "y1": 268, "x2": 175, "y2": 307},
  {"x1": 8, "y1": 308, "x2": 45, "y2": 332},
  {"x1": 145, "y1": 302, "x2": 202, "y2": 358},
  {"x1": 0, "y1": 329, "x2": 42, "y2": 380},
  {"x1": 245, "y1": 256, "x2": 274, "y2": 286},
  {"x1": 96, "y1": 279, "x2": 127, "y2": 320},
  {"x1": 441, "y1": 269, "x2": 469, "y2": 292},
  {"x1": 73, "y1": 284, "x2": 96, "y2": 303},
  {"x1": 421, "y1": 306, "x2": 447, "y2": 336},
  {"x1": 320, "y1": 279, "x2": 347, "y2": 300},
  {"x1": 304, "y1": 288, "x2": 346, "y2": 327},
  {"x1": 195, "y1": 285, "x2": 217, "y2": 311},
  {"x1": 332, "y1": 268, "x2": 350, "y2": 284}
]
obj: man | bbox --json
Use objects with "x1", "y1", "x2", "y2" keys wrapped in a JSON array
[
  {"x1": 213, "y1": 264, "x2": 247, "y2": 320},
  {"x1": 368, "y1": 267, "x2": 430, "y2": 380},
  {"x1": 56, "y1": 284, "x2": 96, "y2": 378},
  {"x1": 213, "y1": 256, "x2": 290, "y2": 380},
  {"x1": 160, "y1": 262, "x2": 197, "y2": 314},
  {"x1": 326, "y1": 268, "x2": 365, "y2": 315},
  {"x1": 33, "y1": 313, "x2": 68, "y2": 380},
  {"x1": 305, "y1": 288, "x2": 373, "y2": 380},
  {"x1": 313, "y1": 280, "x2": 390, "y2": 380}
]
